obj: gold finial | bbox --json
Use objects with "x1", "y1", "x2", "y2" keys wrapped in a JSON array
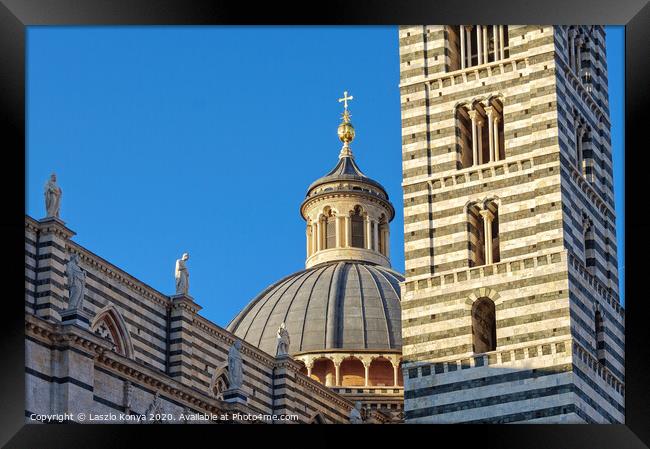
[{"x1": 337, "y1": 91, "x2": 355, "y2": 157}]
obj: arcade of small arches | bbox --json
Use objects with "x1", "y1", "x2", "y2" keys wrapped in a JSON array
[
  {"x1": 306, "y1": 205, "x2": 390, "y2": 259},
  {"x1": 466, "y1": 199, "x2": 501, "y2": 267},
  {"x1": 293, "y1": 353, "x2": 403, "y2": 388},
  {"x1": 455, "y1": 98, "x2": 505, "y2": 169}
]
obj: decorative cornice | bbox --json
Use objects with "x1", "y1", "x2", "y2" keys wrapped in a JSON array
[
  {"x1": 301, "y1": 190, "x2": 395, "y2": 222},
  {"x1": 193, "y1": 316, "x2": 276, "y2": 369},
  {"x1": 25, "y1": 314, "x2": 246, "y2": 419},
  {"x1": 66, "y1": 243, "x2": 171, "y2": 309}
]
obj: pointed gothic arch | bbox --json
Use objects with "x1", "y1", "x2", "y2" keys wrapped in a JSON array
[
  {"x1": 210, "y1": 366, "x2": 231, "y2": 400},
  {"x1": 90, "y1": 305, "x2": 134, "y2": 359}
]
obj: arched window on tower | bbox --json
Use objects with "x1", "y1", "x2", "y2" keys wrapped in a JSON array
[
  {"x1": 467, "y1": 203, "x2": 485, "y2": 267},
  {"x1": 351, "y1": 207, "x2": 365, "y2": 248},
  {"x1": 472, "y1": 298, "x2": 497, "y2": 353},
  {"x1": 455, "y1": 105, "x2": 473, "y2": 168},
  {"x1": 325, "y1": 210, "x2": 337, "y2": 249}
]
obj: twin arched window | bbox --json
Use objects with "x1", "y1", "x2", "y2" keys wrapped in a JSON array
[
  {"x1": 456, "y1": 99, "x2": 505, "y2": 169},
  {"x1": 351, "y1": 207, "x2": 365, "y2": 249}
]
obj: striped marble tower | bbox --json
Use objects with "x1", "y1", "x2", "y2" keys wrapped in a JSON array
[{"x1": 398, "y1": 25, "x2": 623, "y2": 423}]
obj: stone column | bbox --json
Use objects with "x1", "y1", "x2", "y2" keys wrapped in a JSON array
[
  {"x1": 344, "y1": 215, "x2": 351, "y2": 247},
  {"x1": 482, "y1": 25, "x2": 489, "y2": 63},
  {"x1": 575, "y1": 37, "x2": 583, "y2": 72},
  {"x1": 363, "y1": 360, "x2": 371, "y2": 387},
  {"x1": 469, "y1": 110, "x2": 479, "y2": 165},
  {"x1": 315, "y1": 220, "x2": 321, "y2": 252},
  {"x1": 493, "y1": 25, "x2": 499, "y2": 60},
  {"x1": 460, "y1": 25, "x2": 466, "y2": 69},
  {"x1": 476, "y1": 25, "x2": 483, "y2": 65},
  {"x1": 393, "y1": 362, "x2": 399, "y2": 386},
  {"x1": 466, "y1": 26, "x2": 473, "y2": 67},
  {"x1": 365, "y1": 216, "x2": 372, "y2": 250},
  {"x1": 306, "y1": 358, "x2": 314, "y2": 378},
  {"x1": 385, "y1": 227, "x2": 390, "y2": 259},
  {"x1": 306, "y1": 225, "x2": 311, "y2": 257},
  {"x1": 499, "y1": 25, "x2": 505, "y2": 59},
  {"x1": 333, "y1": 358, "x2": 343, "y2": 386},
  {"x1": 373, "y1": 221, "x2": 379, "y2": 252},
  {"x1": 476, "y1": 119, "x2": 484, "y2": 165},
  {"x1": 485, "y1": 105, "x2": 495, "y2": 162},
  {"x1": 493, "y1": 116, "x2": 501, "y2": 161},
  {"x1": 335, "y1": 215, "x2": 341, "y2": 248},
  {"x1": 479, "y1": 209, "x2": 495, "y2": 265}
]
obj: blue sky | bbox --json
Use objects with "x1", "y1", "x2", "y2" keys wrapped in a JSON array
[{"x1": 26, "y1": 26, "x2": 625, "y2": 327}]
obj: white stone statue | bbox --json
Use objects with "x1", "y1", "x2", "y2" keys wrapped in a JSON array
[
  {"x1": 228, "y1": 340, "x2": 243, "y2": 390},
  {"x1": 276, "y1": 322, "x2": 290, "y2": 357},
  {"x1": 66, "y1": 253, "x2": 86, "y2": 311},
  {"x1": 349, "y1": 401, "x2": 363, "y2": 424},
  {"x1": 174, "y1": 253, "x2": 190, "y2": 295},
  {"x1": 44, "y1": 173, "x2": 62, "y2": 218}
]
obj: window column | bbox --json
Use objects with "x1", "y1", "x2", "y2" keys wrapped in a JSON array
[
  {"x1": 469, "y1": 110, "x2": 479, "y2": 164},
  {"x1": 482, "y1": 25, "x2": 489, "y2": 63},
  {"x1": 493, "y1": 115, "x2": 501, "y2": 161},
  {"x1": 492, "y1": 25, "x2": 499, "y2": 61},
  {"x1": 466, "y1": 26, "x2": 473, "y2": 67},
  {"x1": 476, "y1": 25, "x2": 483, "y2": 65},
  {"x1": 460, "y1": 25, "x2": 466, "y2": 69},
  {"x1": 485, "y1": 105, "x2": 495, "y2": 162},
  {"x1": 499, "y1": 25, "x2": 505, "y2": 59},
  {"x1": 479, "y1": 209, "x2": 495, "y2": 265},
  {"x1": 476, "y1": 118, "x2": 484, "y2": 164}
]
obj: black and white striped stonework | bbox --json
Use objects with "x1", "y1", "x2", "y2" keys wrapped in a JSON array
[
  {"x1": 398, "y1": 25, "x2": 623, "y2": 424},
  {"x1": 24, "y1": 215, "x2": 355, "y2": 424}
]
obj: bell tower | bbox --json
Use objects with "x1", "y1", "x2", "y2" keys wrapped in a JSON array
[{"x1": 398, "y1": 26, "x2": 624, "y2": 423}]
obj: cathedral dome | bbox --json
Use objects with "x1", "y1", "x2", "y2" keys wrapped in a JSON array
[{"x1": 226, "y1": 261, "x2": 403, "y2": 356}]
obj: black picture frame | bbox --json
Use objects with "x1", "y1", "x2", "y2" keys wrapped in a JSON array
[{"x1": 1, "y1": 0, "x2": 647, "y2": 447}]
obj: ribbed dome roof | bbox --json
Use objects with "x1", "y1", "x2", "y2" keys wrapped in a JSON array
[
  {"x1": 307, "y1": 155, "x2": 388, "y2": 195},
  {"x1": 226, "y1": 261, "x2": 403, "y2": 355}
]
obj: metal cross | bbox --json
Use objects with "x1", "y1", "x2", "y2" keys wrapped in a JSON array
[{"x1": 338, "y1": 91, "x2": 354, "y2": 110}]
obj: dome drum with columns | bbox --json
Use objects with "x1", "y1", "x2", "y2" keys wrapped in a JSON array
[{"x1": 227, "y1": 92, "x2": 404, "y2": 417}]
